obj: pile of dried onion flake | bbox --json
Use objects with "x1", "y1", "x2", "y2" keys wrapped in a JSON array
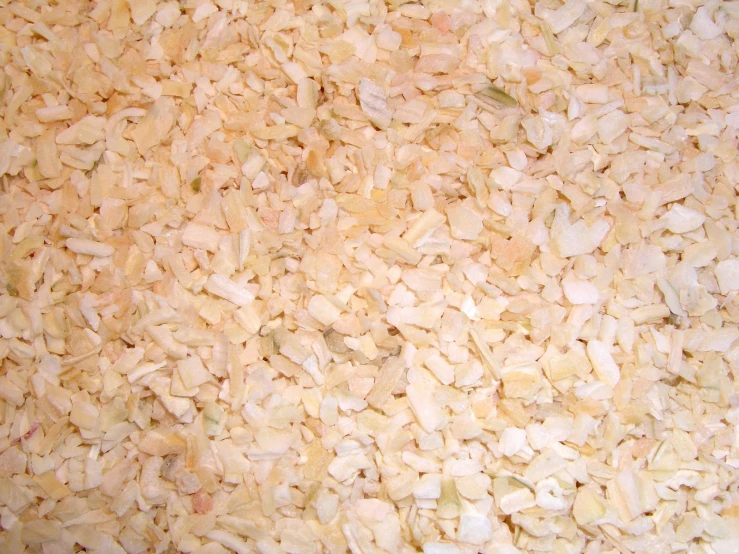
[{"x1": 1, "y1": 0, "x2": 739, "y2": 552}]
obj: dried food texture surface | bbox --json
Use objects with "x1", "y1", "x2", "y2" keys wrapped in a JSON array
[{"x1": 0, "y1": 0, "x2": 739, "y2": 553}]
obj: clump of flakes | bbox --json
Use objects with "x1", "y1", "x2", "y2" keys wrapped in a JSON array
[{"x1": 2, "y1": 0, "x2": 739, "y2": 552}]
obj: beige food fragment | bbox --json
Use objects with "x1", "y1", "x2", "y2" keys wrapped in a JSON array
[
  {"x1": 0, "y1": 377, "x2": 24, "y2": 406},
  {"x1": 147, "y1": 325, "x2": 187, "y2": 359},
  {"x1": 501, "y1": 362, "x2": 543, "y2": 399},
  {"x1": 36, "y1": 105, "x2": 73, "y2": 123},
  {"x1": 622, "y1": 245, "x2": 666, "y2": 279},
  {"x1": 470, "y1": 328, "x2": 501, "y2": 380},
  {"x1": 56, "y1": 115, "x2": 106, "y2": 145},
  {"x1": 65, "y1": 238, "x2": 114, "y2": 257},
  {"x1": 383, "y1": 236, "x2": 422, "y2": 265},
  {"x1": 661, "y1": 204, "x2": 706, "y2": 234},
  {"x1": 586, "y1": 340, "x2": 620, "y2": 387},
  {"x1": 423, "y1": 353, "x2": 454, "y2": 386},
  {"x1": 457, "y1": 512, "x2": 493, "y2": 545},
  {"x1": 416, "y1": 54, "x2": 459, "y2": 74},
  {"x1": 177, "y1": 356, "x2": 210, "y2": 390},
  {"x1": 554, "y1": 220, "x2": 610, "y2": 258},
  {"x1": 34, "y1": 472, "x2": 72, "y2": 500},
  {"x1": 22, "y1": 520, "x2": 60, "y2": 544},
  {"x1": 608, "y1": 471, "x2": 645, "y2": 522},
  {"x1": 562, "y1": 279, "x2": 600, "y2": 305},
  {"x1": 573, "y1": 488, "x2": 608, "y2": 525},
  {"x1": 402, "y1": 269, "x2": 442, "y2": 293},
  {"x1": 498, "y1": 487, "x2": 536, "y2": 515},
  {"x1": 536, "y1": 0, "x2": 586, "y2": 33},
  {"x1": 447, "y1": 202, "x2": 483, "y2": 240},
  {"x1": 499, "y1": 428, "x2": 527, "y2": 458},
  {"x1": 204, "y1": 531, "x2": 252, "y2": 554},
  {"x1": 131, "y1": 97, "x2": 177, "y2": 155},
  {"x1": 690, "y1": 6, "x2": 723, "y2": 40},
  {"x1": 367, "y1": 357, "x2": 405, "y2": 409},
  {"x1": 36, "y1": 130, "x2": 62, "y2": 178},
  {"x1": 307, "y1": 294, "x2": 341, "y2": 326},
  {"x1": 204, "y1": 275, "x2": 254, "y2": 306},
  {"x1": 406, "y1": 378, "x2": 443, "y2": 433},
  {"x1": 402, "y1": 209, "x2": 446, "y2": 247},
  {"x1": 182, "y1": 222, "x2": 220, "y2": 252},
  {"x1": 715, "y1": 260, "x2": 739, "y2": 294},
  {"x1": 358, "y1": 78, "x2": 393, "y2": 130}
]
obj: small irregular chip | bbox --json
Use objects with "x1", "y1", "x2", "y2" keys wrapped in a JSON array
[
  {"x1": 715, "y1": 260, "x2": 739, "y2": 295},
  {"x1": 358, "y1": 78, "x2": 393, "y2": 130}
]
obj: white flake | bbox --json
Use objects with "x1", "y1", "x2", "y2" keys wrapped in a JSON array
[{"x1": 586, "y1": 340, "x2": 620, "y2": 387}]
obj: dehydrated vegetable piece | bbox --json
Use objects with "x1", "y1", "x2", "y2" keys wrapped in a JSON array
[
  {"x1": 406, "y1": 378, "x2": 444, "y2": 433},
  {"x1": 130, "y1": 97, "x2": 177, "y2": 155},
  {"x1": 586, "y1": 340, "x2": 620, "y2": 387},
  {"x1": 573, "y1": 488, "x2": 608, "y2": 525},
  {"x1": 367, "y1": 356, "x2": 405, "y2": 408},
  {"x1": 204, "y1": 275, "x2": 254, "y2": 307},
  {"x1": 476, "y1": 85, "x2": 518, "y2": 107},
  {"x1": 715, "y1": 260, "x2": 739, "y2": 295},
  {"x1": 358, "y1": 78, "x2": 393, "y2": 130},
  {"x1": 65, "y1": 238, "x2": 114, "y2": 257},
  {"x1": 307, "y1": 294, "x2": 342, "y2": 326}
]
